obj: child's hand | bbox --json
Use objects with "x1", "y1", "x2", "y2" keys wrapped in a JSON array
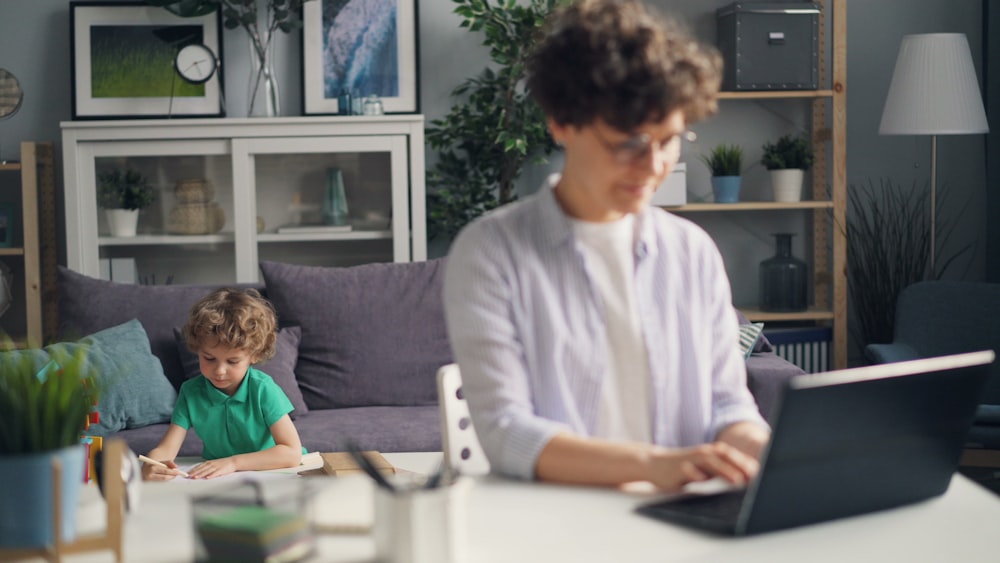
[
  {"x1": 141, "y1": 458, "x2": 185, "y2": 482},
  {"x1": 187, "y1": 457, "x2": 238, "y2": 479}
]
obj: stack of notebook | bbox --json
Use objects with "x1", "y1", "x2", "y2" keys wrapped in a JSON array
[{"x1": 196, "y1": 505, "x2": 312, "y2": 562}]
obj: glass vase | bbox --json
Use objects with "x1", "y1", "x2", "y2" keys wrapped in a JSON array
[
  {"x1": 759, "y1": 233, "x2": 807, "y2": 312},
  {"x1": 247, "y1": 35, "x2": 279, "y2": 117}
]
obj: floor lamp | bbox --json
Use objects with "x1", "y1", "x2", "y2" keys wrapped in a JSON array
[{"x1": 878, "y1": 33, "x2": 989, "y2": 274}]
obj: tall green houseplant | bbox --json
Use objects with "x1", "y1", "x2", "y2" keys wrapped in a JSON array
[{"x1": 427, "y1": 0, "x2": 564, "y2": 241}]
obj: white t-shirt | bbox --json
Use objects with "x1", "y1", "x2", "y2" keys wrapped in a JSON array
[{"x1": 571, "y1": 214, "x2": 652, "y2": 443}]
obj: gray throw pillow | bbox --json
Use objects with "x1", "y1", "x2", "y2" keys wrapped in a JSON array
[
  {"x1": 47, "y1": 319, "x2": 176, "y2": 435},
  {"x1": 259, "y1": 259, "x2": 453, "y2": 409},
  {"x1": 173, "y1": 325, "x2": 309, "y2": 417}
]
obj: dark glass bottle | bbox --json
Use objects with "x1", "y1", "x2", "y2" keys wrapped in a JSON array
[{"x1": 759, "y1": 233, "x2": 807, "y2": 312}]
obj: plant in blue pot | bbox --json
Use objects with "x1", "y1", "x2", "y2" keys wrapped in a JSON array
[
  {"x1": 0, "y1": 349, "x2": 99, "y2": 549},
  {"x1": 701, "y1": 143, "x2": 744, "y2": 203}
]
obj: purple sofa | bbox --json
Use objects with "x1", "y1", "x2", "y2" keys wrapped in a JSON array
[{"x1": 57, "y1": 260, "x2": 801, "y2": 458}]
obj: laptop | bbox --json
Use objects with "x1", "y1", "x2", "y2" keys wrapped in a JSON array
[{"x1": 636, "y1": 350, "x2": 994, "y2": 536}]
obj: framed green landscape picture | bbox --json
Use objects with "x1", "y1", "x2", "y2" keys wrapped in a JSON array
[{"x1": 70, "y1": 2, "x2": 223, "y2": 119}]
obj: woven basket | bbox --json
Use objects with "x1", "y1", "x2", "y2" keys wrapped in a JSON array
[
  {"x1": 174, "y1": 179, "x2": 214, "y2": 204},
  {"x1": 167, "y1": 202, "x2": 225, "y2": 235}
]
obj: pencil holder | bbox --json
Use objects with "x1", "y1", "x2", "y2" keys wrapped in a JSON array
[
  {"x1": 191, "y1": 479, "x2": 316, "y2": 563},
  {"x1": 373, "y1": 477, "x2": 472, "y2": 563}
]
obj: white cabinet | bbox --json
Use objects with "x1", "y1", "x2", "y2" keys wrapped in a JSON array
[{"x1": 61, "y1": 116, "x2": 426, "y2": 284}]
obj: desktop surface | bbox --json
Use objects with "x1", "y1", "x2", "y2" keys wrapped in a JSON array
[{"x1": 32, "y1": 453, "x2": 1000, "y2": 563}]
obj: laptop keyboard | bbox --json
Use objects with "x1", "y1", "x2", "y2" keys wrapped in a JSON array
[{"x1": 640, "y1": 489, "x2": 748, "y2": 528}]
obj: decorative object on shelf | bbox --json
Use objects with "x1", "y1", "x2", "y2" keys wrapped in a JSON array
[
  {"x1": 701, "y1": 143, "x2": 743, "y2": 203},
  {"x1": 0, "y1": 351, "x2": 99, "y2": 549},
  {"x1": 303, "y1": 0, "x2": 418, "y2": 115},
  {"x1": 363, "y1": 94, "x2": 385, "y2": 116},
  {"x1": 70, "y1": 3, "x2": 223, "y2": 119},
  {"x1": 323, "y1": 168, "x2": 349, "y2": 226},
  {"x1": 761, "y1": 133, "x2": 814, "y2": 202},
  {"x1": 878, "y1": 32, "x2": 989, "y2": 274},
  {"x1": 257, "y1": 216, "x2": 266, "y2": 234},
  {"x1": 0, "y1": 69, "x2": 23, "y2": 164},
  {"x1": 167, "y1": 178, "x2": 225, "y2": 235},
  {"x1": 426, "y1": 0, "x2": 558, "y2": 241},
  {"x1": 97, "y1": 168, "x2": 154, "y2": 237},
  {"x1": 0, "y1": 204, "x2": 14, "y2": 247},
  {"x1": 147, "y1": 0, "x2": 313, "y2": 117},
  {"x1": 716, "y1": 2, "x2": 820, "y2": 91},
  {"x1": 759, "y1": 233, "x2": 807, "y2": 312}
]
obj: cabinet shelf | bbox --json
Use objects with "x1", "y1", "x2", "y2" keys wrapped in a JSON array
[
  {"x1": 0, "y1": 162, "x2": 22, "y2": 171},
  {"x1": 0, "y1": 248, "x2": 25, "y2": 256},
  {"x1": 740, "y1": 307, "x2": 835, "y2": 322},
  {"x1": 718, "y1": 90, "x2": 836, "y2": 100},
  {"x1": 667, "y1": 201, "x2": 834, "y2": 212},
  {"x1": 257, "y1": 230, "x2": 392, "y2": 243},
  {"x1": 98, "y1": 233, "x2": 235, "y2": 246}
]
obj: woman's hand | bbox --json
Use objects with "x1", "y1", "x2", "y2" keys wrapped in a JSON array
[{"x1": 646, "y1": 441, "x2": 760, "y2": 492}]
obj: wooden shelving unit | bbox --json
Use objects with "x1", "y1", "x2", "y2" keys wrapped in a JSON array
[
  {"x1": 0, "y1": 141, "x2": 56, "y2": 346},
  {"x1": 670, "y1": 0, "x2": 847, "y2": 369}
]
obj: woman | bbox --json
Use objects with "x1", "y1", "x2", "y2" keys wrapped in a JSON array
[{"x1": 443, "y1": 0, "x2": 769, "y2": 492}]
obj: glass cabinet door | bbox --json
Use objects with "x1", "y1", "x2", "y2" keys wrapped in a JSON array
[
  {"x1": 80, "y1": 140, "x2": 237, "y2": 284},
  {"x1": 233, "y1": 135, "x2": 409, "y2": 282}
]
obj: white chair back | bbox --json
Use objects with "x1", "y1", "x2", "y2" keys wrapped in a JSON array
[{"x1": 437, "y1": 363, "x2": 490, "y2": 476}]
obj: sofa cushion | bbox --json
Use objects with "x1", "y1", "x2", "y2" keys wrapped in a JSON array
[
  {"x1": 173, "y1": 325, "x2": 309, "y2": 416},
  {"x1": 289, "y1": 406, "x2": 442, "y2": 453},
  {"x1": 57, "y1": 266, "x2": 265, "y2": 391},
  {"x1": 738, "y1": 322, "x2": 765, "y2": 359},
  {"x1": 259, "y1": 259, "x2": 453, "y2": 409},
  {"x1": 47, "y1": 319, "x2": 177, "y2": 434}
]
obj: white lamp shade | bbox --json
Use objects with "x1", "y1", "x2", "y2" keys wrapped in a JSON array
[{"x1": 879, "y1": 33, "x2": 989, "y2": 135}]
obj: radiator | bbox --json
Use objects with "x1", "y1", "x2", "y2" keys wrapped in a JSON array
[{"x1": 764, "y1": 326, "x2": 832, "y2": 374}]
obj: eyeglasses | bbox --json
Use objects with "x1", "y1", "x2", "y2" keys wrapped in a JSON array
[{"x1": 591, "y1": 127, "x2": 697, "y2": 166}]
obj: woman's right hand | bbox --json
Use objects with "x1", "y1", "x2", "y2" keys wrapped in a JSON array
[{"x1": 646, "y1": 442, "x2": 760, "y2": 492}]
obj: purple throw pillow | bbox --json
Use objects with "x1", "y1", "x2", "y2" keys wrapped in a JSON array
[{"x1": 259, "y1": 259, "x2": 453, "y2": 410}]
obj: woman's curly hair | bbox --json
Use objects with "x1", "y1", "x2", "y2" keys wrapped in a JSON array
[
  {"x1": 182, "y1": 288, "x2": 278, "y2": 362},
  {"x1": 527, "y1": 0, "x2": 722, "y2": 131}
]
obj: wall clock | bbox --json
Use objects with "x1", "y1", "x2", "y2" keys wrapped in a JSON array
[{"x1": 174, "y1": 43, "x2": 218, "y2": 85}]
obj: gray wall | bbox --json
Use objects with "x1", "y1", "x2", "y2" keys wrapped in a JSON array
[{"x1": 0, "y1": 0, "x2": 989, "y2": 359}]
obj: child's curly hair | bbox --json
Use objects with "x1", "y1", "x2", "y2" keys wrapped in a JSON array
[{"x1": 182, "y1": 288, "x2": 278, "y2": 362}]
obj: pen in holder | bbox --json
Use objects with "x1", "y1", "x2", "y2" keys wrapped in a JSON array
[{"x1": 191, "y1": 478, "x2": 317, "y2": 563}]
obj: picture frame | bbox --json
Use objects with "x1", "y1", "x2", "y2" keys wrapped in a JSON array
[
  {"x1": 70, "y1": 1, "x2": 223, "y2": 119},
  {"x1": 0, "y1": 204, "x2": 15, "y2": 248},
  {"x1": 302, "y1": 0, "x2": 419, "y2": 115}
]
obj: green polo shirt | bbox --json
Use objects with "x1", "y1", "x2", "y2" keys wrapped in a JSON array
[{"x1": 172, "y1": 365, "x2": 295, "y2": 460}]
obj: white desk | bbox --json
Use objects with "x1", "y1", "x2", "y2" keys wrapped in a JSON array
[{"x1": 17, "y1": 453, "x2": 1000, "y2": 563}]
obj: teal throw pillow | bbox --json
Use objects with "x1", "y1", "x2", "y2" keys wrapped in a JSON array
[
  {"x1": 739, "y1": 323, "x2": 765, "y2": 360},
  {"x1": 46, "y1": 319, "x2": 176, "y2": 435}
]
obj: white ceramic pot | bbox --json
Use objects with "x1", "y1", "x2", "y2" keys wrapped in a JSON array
[
  {"x1": 106, "y1": 208, "x2": 140, "y2": 237},
  {"x1": 770, "y1": 169, "x2": 805, "y2": 202}
]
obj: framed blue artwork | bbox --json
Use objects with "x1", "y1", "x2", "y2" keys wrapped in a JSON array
[{"x1": 302, "y1": 0, "x2": 419, "y2": 114}]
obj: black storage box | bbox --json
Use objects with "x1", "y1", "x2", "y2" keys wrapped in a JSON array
[{"x1": 716, "y1": 2, "x2": 820, "y2": 91}]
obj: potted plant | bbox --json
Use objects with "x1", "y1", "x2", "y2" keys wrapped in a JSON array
[
  {"x1": 760, "y1": 133, "x2": 814, "y2": 202},
  {"x1": 701, "y1": 143, "x2": 744, "y2": 203},
  {"x1": 0, "y1": 350, "x2": 98, "y2": 548},
  {"x1": 426, "y1": 0, "x2": 561, "y2": 241},
  {"x1": 97, "y1": 168, "x2": 154, "y2": 237}
]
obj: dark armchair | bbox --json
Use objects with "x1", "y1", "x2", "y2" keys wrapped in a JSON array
[{"x1": 865, "y1": 281, "x2": 1000, "y2": 450}]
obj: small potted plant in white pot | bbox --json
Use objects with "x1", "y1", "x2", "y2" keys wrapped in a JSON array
[
  {"x1": 761, "y1": 133, "x2": 814, "y2": 202},
  {"x1": 97, "y1": 169, "x2": 154, "y2": 237},
  {"x1": 701, "y1": 143, "x2": 744, "y2": 203},
  {"x1": 0, "y1": 350, "x2": 98, "y2": 548}
]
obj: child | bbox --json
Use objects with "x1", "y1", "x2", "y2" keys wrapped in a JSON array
[{"x1": 142, "y1": 288, "x2": 303, "y2": 481}]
